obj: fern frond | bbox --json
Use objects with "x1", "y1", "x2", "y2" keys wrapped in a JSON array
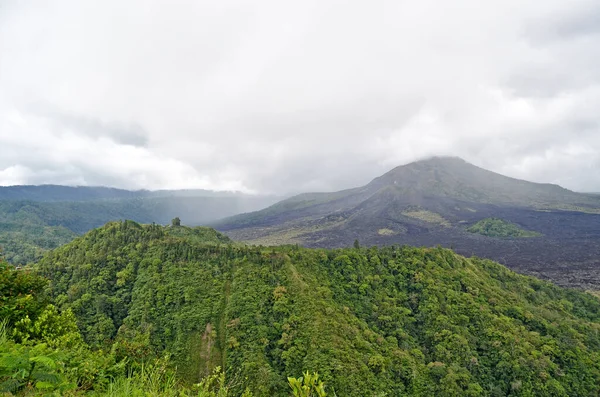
[{"x1": 0, "y1": 378, "x2": 22, "y2": 393}]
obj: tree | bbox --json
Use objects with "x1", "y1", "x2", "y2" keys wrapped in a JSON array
[
  {"x1": 0, "y1": 260, "x2": 48, "y2": 328},
  {"x1": 172, "y1": 217, "x2": 181, "y2": 227},
  {"x1": 353, "y1": 239, "x2": 360, "y2": 249}
]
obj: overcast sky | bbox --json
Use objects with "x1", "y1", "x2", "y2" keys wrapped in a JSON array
[{"x1": 1, "y1": 0, "x2": 599, "y2": 194}]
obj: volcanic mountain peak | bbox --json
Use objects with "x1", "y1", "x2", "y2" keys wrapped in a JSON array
[
  {"x1": 215, "y1": 156, "x2": 599, "y2": 236},
  {"x1": 374, "y1": 156, "x2": 518, "y2": 186},
  {"x1": 365, "y1": 156, "x2": 579, "y2": 206}
]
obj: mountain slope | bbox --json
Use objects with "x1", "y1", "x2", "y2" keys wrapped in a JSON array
[
  {"x1": 35, "y1": 221, "x2": 600, "y2": 396},
  {"x1": 218, "y1": 157, "x2": 598, "y2": 227},
  {"x1": 215, "y1": 157, "x2": 600, "y2": 289}
]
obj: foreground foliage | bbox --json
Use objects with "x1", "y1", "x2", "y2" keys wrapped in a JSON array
[
  {"x1": 27, "y1": 221, "x2": 600, "y2": 396},
  {"x1": 0, "y1": 259, "x2": 261, "y2": 396},
  {"x1": 0, "y1": 260, "x2": 122, "y2": 395}
]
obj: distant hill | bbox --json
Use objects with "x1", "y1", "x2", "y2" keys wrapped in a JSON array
[
  {"x1": 0, "y1": 187, "x2": 279, "y2": 264},
  {"x1": 0, "y1": 184, "x2": 255, "y2": 202},
  {"x1": 0, "y1": 185, "x2": 142, "y2": 201},
  {"x1": 215, "y1": 157, "x2": 600, "y2": 289},
  {"x1": 34, "y1": 221, "x2": 600, "y2": 395}
]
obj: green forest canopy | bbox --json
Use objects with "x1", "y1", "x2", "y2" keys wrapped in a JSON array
[
  {"x1": 11, "y1": 221, "x2": 597, "y2": 396},
  {"x1": 0, "y1": 257, "x2": 263, "y2": 396}
]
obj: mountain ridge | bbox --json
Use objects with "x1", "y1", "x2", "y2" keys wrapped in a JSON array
[{"x1": 0, "y1": 184, "x2": 271, "y2": 202}]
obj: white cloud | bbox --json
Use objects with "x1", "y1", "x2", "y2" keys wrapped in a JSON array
[{"x1": 0, "y1": 0, "x2": 599, "y2": 193}]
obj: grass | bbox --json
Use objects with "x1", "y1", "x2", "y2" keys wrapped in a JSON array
[
  {"x1": 539, "y1": 204, "x2": 600, "y2": 214},
  {"x1": 401, "y1": 210, "x2": 450, "y2": 227},
  {"x1": 240, "y1": 217, "x2": 348, "y2": 246},
  {"x1": 98, "y1": 365, "x2": 238, "y2": 397},
  {"x1": 587, "y1": 291, "x2": 600, "y2": 299}
]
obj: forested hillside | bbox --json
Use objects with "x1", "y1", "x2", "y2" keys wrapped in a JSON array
[
  {"x1": 0, "y1": 256, "x2": 254, "y2": 396},
  {"x1": 23, "y1": 221, "x2": 600, "y2": 396}
]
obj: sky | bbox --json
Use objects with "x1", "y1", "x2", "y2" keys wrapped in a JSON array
[{"x1": 1, "y1": 0, "x2": 599, "y2": 194}]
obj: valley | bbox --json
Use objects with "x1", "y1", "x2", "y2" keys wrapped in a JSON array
[{"x1": 0, "y1": 187, "x2": 279, "y2": 264}]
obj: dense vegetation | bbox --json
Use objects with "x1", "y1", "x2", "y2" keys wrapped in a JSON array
[
  {"x1": 0, "y1": 255, "x2": 312, "y2": 396},
  {"x1": 0, "y1": 217, "x2": 77, "y2": 265},
  {"x1": 0, "y1": 258, "x2": 123, "y2": 394},
  {"x1": 467, "y1": 218, "x2": 541, "y2": 238},
  {"x1": 23, "y1": 221, "x2": 600, "y2": 396}
]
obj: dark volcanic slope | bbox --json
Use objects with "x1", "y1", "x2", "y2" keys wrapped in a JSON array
[{"x1": 215, "y1": 157, "x2": 600, "y2": 289}]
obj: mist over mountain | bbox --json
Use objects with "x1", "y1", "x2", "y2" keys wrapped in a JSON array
[{"x1": 3, "y1": 1, "x2": 600, "y2": 195}]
